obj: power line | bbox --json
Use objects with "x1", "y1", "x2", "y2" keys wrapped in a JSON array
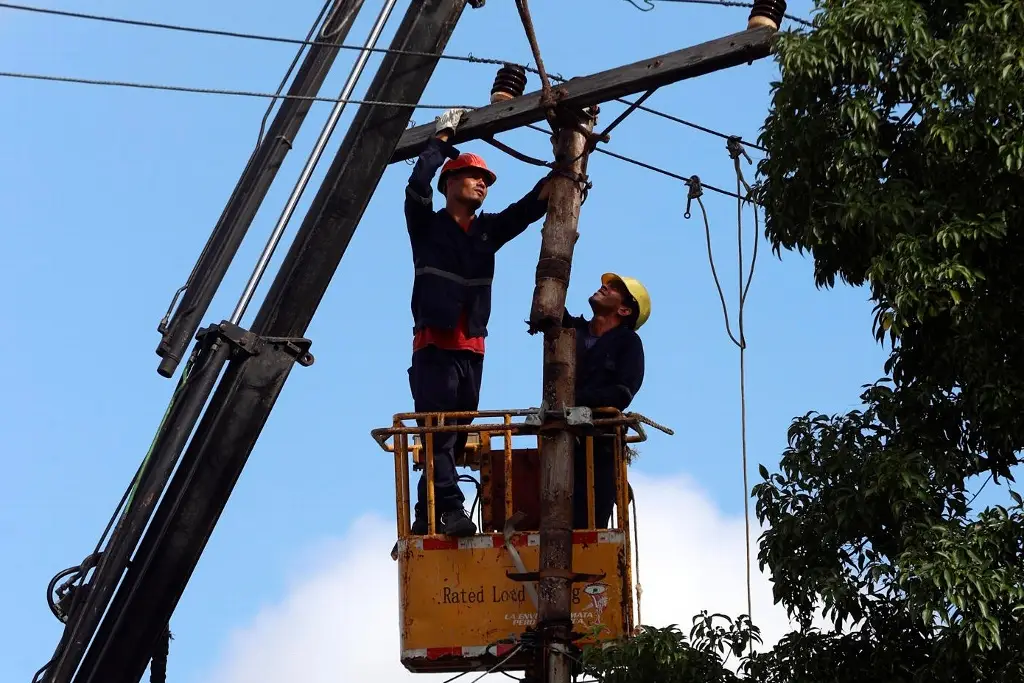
[
  {"x1": 0, "y1": 70, "x2": 469, "y2": 109},
  {"x1": 541, "y1": 73, "x2": 766, "y2": 153},
  {"x1": 522, "y1": 124, "x2": 753, "y2": 202},
  {"x1": 0, "y1": 2, "x2": 520, "y2": 69},
  {"x1": 0, "y1": 71, "x2": 760, "y2": 197},
  {"x1": 614, "y1": 98, "x2": 766, "y2": 153},
  {"x1": 1, "y1": 1, "x2": 764, "y2": 153},
  {"x1": 596, "y1": 144, "x2": 752, "y2": 202},
  {"x1": 623, "y1": 0, "x2": 815, "y2": 28}
]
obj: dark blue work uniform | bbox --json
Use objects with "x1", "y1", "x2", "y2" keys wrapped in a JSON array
[
  {"x1": 405, "y1": 137, "x2": 548, "y2": 523},
  {"x1": 563, "y1": 310, "x2": 645, "y2": 529}
]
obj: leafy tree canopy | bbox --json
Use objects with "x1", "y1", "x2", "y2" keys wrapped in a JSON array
[{"x1": 583, "y1": 1, "x2": 1024, "y2": 680}]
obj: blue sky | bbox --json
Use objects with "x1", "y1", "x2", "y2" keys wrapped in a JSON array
[{"x1": 0, "y1": 0, "x2": 953, "y2": 680}]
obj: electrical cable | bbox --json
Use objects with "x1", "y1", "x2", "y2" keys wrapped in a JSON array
[
  {"x1": 541, "y1": 73, "x2": 766, "y2": 153},
  {"x1": 458, "y1": 473, "x2": 484, "y2": 529},
  {"x1": 723, "y1": 140, "x2": 759, "y2": 645},
  {"x1": 0, "y1": 2, "x2": 765, "y2": 153},
  {"x1": 613, "y1": 98, "x2": 766, "y2": 152},
  {"x1": 522, "y1": 123, "x2": 752, "y2": 203},
  {"x1": 0, "y1": 2, "x2": 524, "y2": 70},
  {"x1": 597, "y1": 144, "x2": 750, "y2": 202},
  {"x1": 630, "y1": 493, "x2": 643, "y2": 628},
  {"x1": 469, "y1": 646, "x2": 524, "y2": 683},
  {"x1": 439, "y1": 645, "x2": 523, "y2": 683},
  {"x1": 622, "y1": 0, "x2": 815, "y2": 28},
  {"x1": 734, "y1": 161, "x2": 756, "y2": 643},
  {"x1": 0, "y1": 70, "x2": 470, "y2": 108},
  {"x1": 680, "y1": 140, "x2": 760, "y2": 648}
]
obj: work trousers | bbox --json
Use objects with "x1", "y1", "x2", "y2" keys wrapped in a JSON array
[
  {"x1": 572, "y1": 434, "x2": 618, "y2": 530},
  {"x1": 408, "y1": 345, "x2": 483, "y2": 517}
]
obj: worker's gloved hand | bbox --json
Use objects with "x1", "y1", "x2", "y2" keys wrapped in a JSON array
[{"x1": 435, "y1": 108, "x2": 469, "y2": 137}]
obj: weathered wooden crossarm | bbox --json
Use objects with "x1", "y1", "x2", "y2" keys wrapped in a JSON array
[{"x1": 389, "y1": 26, "x2": 776, "y2": 163}]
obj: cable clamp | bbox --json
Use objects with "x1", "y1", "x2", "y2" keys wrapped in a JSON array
[
  {"x1": 726, "y1": 135, "x2": 752, "y2": 164},
  {"x1": 684, "y1": 175, "x2": 703, "y2": 219}
]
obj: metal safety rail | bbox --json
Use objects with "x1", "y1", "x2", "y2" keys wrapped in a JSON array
[{"x1": 370, "y1": 408, "x2": 673, "y2": 536}]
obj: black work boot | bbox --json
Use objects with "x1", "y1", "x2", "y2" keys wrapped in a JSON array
[
  {"x1": 409, "y1": 507, "x2": 476, "y2": 536},
  {"x1": 393, "y1": 508, "x2": 476, "y2": 559},
  {"x1": 439, "y1": 508, "x2": 477, "y2": 537},
  {"x1": 410, "y1": 505, "x2": 430, "y2": 535}
]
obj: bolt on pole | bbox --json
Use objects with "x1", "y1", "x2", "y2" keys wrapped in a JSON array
[{"x1": 530, "y1": 105, "x2": 596, "y2": 683}]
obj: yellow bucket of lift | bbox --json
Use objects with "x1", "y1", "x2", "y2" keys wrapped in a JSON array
[{"x1": 372, "y1": 409, "x2": 649, "y2": 674}]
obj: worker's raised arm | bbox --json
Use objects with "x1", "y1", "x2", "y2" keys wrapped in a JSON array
[
  {"x1": 486, "y1": 174, "x2": 552, "y2": 250},
  {"x1": 404, "y1": 110, "x2": 464, "y2": 231},
  {"x1": 577, "y1": 333, "x2": 645, "y2": 412}
]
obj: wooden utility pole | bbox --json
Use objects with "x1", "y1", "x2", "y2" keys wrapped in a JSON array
[{"x1": 530, "y1": 106, "x2": 596, "y2": 683}]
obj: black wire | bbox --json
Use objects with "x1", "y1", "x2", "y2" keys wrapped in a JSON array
[
  {"x1": 458, "y1": 473, "x2": 483, "y2": 527},
  {"x1": 524, "y1": 123, "x2": 753, "y2": 203},
  {"x1": 623, "y1": 0, "x2": 815, "y2": 28},
  {"x1": 617, "y1": 98, "x2": 766, "y2": 153},
  {"x1": 0, "y1": 2, "x2": 765, "y2": 153},
  {"x1": 438, "y1": 645, "x2": 524, "y2": 683},
  {"x1": 544, "y1": 73, "x2": 767, "y2": 153},
  {"x1": 0, "y1": 2, "x2": 522, "y2": 69},
  {"x1": 595, "y1": 145, "x2": 749, "y2": 202},
  {"x1": 46, "y1": 566, "x2": 81, "y2": 620},
  {"x1": 696, "y1": 194, "x2": 744, "y2": 347},
  {"x1": 0, "y1": 70, "x2": 469, "y2": 108}
]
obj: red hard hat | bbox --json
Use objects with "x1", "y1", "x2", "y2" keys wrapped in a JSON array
[{"x1": 438, "y1": 153, "x2": 497, "y2": 193}]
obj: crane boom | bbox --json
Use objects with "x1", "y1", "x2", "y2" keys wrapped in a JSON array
[
  {"x1": 39, "y1": 4, "x2": 368, "y2": 680},
  {"x1": 58, "y1": 2, "x2": 471, "y2": 682}
]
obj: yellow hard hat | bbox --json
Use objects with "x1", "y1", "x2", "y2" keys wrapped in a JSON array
[{"x1": 602, "y1": 273, "x2": 651, "y2": 330}]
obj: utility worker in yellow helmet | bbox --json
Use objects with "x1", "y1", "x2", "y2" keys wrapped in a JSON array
[{"x1": 561, "y1": 272, "x2": 650, "y2": 530}]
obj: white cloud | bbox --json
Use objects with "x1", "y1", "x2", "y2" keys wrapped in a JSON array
[{"x1": 201, "y1": 471, "x2": 801, "y2": 683}]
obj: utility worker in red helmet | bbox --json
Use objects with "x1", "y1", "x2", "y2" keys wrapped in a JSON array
[{"x1": 404, "y1": 107, "x2": 552, "y2": 538}]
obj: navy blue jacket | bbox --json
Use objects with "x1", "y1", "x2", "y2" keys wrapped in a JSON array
[
  {"x1": 405, "y1": 137, "x2": 548, "y2": 338},
  {"x1": 563, "y1": 310, "x2": 645, "y2": 412}
]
